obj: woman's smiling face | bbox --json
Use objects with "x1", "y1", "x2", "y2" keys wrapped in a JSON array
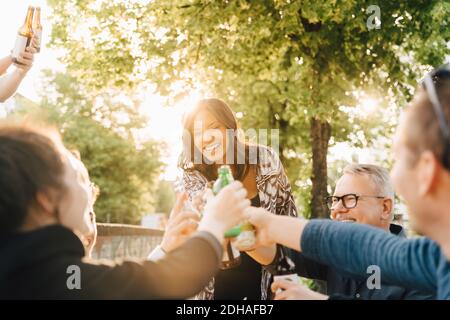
[{"x1": 193, "y1": 109, "x2": 229, "y2": 164}]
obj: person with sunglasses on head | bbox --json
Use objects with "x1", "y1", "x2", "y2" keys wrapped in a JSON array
[
  {"x1": 246, "y1": 65, "x2": 450, "y2": 300},
  {"x1": 269, "y1": 164, "x2": 434, "y2": 300}
]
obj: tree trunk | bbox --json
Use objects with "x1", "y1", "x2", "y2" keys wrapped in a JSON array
[
  {"x1": 310, "y1": 117, "x2": 331, "y2": 219},
  {"x1": 268, "y1": 101, "x2": 287, "y2": 165}
]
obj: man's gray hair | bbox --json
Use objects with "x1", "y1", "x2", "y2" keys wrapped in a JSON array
[{"x1": 343, "y1": 164, "x2": 395, "y2": 212}]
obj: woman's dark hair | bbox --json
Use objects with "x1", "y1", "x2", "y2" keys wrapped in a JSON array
[
  {"x1": 178, "y1": 98, "x2": 259, "y2": 182},
  {"x1": 0, "y1": 123, "x2": 66, "y2": 235}
]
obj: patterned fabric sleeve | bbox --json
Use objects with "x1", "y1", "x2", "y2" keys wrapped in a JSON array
[
  {"x1": 257, "y1": 146, "x2": 298, "y2": 216},
  {"x1": 182, "y1": 169, "x2": 208, "y2": 200},
  {"x1": 276, "y1": 164, "x2": 298, "y2": 218}
]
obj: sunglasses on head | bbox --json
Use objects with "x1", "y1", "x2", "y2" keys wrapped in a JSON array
[{"x1": 421, "y1": 64, "x2": 450, "y2": 169}]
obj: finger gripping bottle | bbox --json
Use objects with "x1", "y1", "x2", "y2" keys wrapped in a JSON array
[{"x1": 214, "y1": 165, "x2": 256, "y2": 249}]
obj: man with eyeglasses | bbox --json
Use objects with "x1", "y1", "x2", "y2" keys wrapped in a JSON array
[{"x1": 269, "y1": 164, "x2": 433, "y2": 300}]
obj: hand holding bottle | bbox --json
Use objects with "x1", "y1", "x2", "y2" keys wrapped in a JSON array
[
  {"x1": 198, "y1": 181, "x2": 250, "y2": 244},
  {"x1": 13, "y1": 43, "x2": 37, "y2": 74},
  {"x1": 11, "y1": 6, "x2": 39, "y2": 74},
  {"x1": 160, "y1": 192, "x2": 200, "y2": 253},
  {"x1": 244, "y1": 207, "x2": 277, "y2": 247}
]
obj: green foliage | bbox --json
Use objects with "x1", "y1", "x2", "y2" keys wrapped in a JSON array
[
  {"x1": 46, "y1": 0, "x2": 449, "y2": 216},
  {"x1": 11, "y1": 71, "x2": 165, "y2": 224},
  {"x1": 154, "y1": 180, "x2": 176, "y2": 215},
  {"x1": 61, "y1": 116, "x2": 164, "y2": 224}
]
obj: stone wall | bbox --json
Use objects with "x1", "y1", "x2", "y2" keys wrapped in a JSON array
[{"x1": 92, "y1": 223, "x2": 164, "y2": 260}]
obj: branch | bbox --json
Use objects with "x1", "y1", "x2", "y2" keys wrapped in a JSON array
[{"x1": 194, "y1": 34, "x2": 203, "y2": 64}]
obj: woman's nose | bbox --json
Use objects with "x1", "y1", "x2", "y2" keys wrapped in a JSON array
[{"x1": 202, "y1": 133, "x2": 214, "y2": 144}]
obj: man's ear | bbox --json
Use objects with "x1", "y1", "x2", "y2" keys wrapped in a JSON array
[
  {"x1": 416, "y1": 150, "x2": 440, "y2": 197},
  {"x1": 381, "y1": 198, "x2": 393, "y2": 221},
  {"x1": 35, "y1": 190, "x2": 56, "y2": 217}
]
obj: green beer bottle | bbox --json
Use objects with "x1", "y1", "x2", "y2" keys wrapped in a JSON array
[
  {"x1": 213, "y1": 165, "x2": 257, "y2": 262},
  {"x1": 213, "y1": 166, "x2": 256, "y2": 248},
  {"x1": 213, "y1": 166, "x2": 241, "y2": 237},
  {"x1": 213, "y1": 165, "x2": 241, "y2": 269},
  {"x1": 213, "y1": 165, "x2": 235, "y2": 194}
]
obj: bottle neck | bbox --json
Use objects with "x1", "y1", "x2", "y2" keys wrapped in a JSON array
[
  {"x1": 20, "y1": 7, "x2": 34, "y2": 37},
  {"x1": 33, "y1": 9, "x2": 42, "y2": 30}
]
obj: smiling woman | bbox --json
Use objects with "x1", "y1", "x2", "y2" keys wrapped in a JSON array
[
  {"x1": 180, "y1": 98, "x2": 255, "y2": 181},
  {"x1": 178, "y1": 98, "x2": 298, "y2": 300}
]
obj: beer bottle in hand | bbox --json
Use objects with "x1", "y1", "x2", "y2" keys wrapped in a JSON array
[
  {"x1": 12, "y1": 6, "x2": 34, "y2": 64},
  {"x1": 32, "y1": 7, "x2": 43, "y2": 53},
  {"x1": 213, "y1": 165, "x2": 241, "y2": 269}
]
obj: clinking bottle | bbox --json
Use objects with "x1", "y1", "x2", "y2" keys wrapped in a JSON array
[
  {"x1": 214, "y1": 165, "x2": 257, "y2": 250},
  {"x1": 212, "y1": 165, "x2": 241, "y2": 269},
  {"x1": 32, "y1": 7, "x2": 43, "y2": 53},
  {"x1": 12, "y1": 6, "x2": 34, "y2": 64}
]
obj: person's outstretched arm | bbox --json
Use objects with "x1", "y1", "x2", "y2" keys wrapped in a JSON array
[
  {"x1": 81, "y1": 181, "x2": 251, "y2": 299},
  {"x1": 0, "y1": 55, "x2": 13, "y2": 75},
  {"x1": 300, "y1": 220, "x2": 440, "y2": 293},
  {"x1": 81, "y1": 231, "x2": 223, "y2": 299},
  {"x1": 0, "y1": 46, "x2": 35, "y2": 102},
  {"x1": 0, "y1": 69, "x2": 27, "y2": 102},
  {"x1": 247, "y1": 208, "x2": 441, "y2": 293}
]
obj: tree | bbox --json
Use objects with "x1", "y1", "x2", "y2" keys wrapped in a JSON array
[
  {"x1": 10, "y1": 72, "x2": 165, "y2": 224},
  {"x1": 154, "y1": 180, "x2": 176, "y2": 215},
  {"x1": 47, "y1": 0, "x2": 449, "y2": 218}
]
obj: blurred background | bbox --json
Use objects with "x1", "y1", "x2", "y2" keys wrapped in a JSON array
[{"x1": 1, "y1": 0, "x2": 449, "y2": 231}]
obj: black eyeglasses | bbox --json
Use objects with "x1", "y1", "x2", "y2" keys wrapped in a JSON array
[
  {"x1": 422, "y1": 64, "x2": 450, "y2": 169},
  {"x1": 325, "y1": 194, "x2": 385, "y2": 210}
]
